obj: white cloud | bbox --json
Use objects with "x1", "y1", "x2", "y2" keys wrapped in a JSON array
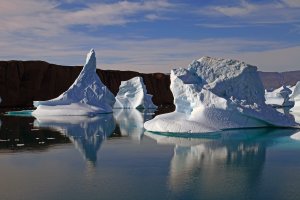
[
  {"x1": 282, "y1": 0, "x2": 300, "y2": 7},
  {"x1": 231, "y1": 46, "x2": 300, "y2": 72},
  {"x1": 198, "y1": 0, "x2": 300, "y2": 25},
  {"x1": 0, "y1": 0, "x2": 299, "y2": 73},
  {"x1": 212, "y1": 0, "x2": 256, "y2": 17},
  {"x1": 0, "y1": 28, "x2": 298, "y2": 73},
  {"x1": 0, "y1": 0, "x2": 174, "y2": 36},
  {"x1": 63, "y1": 1, "x2": 173, "y2": 26}
]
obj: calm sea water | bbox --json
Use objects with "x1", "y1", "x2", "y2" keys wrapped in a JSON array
[{"x1": 0, "y1": 109, "x2": 300, "y2": 200}]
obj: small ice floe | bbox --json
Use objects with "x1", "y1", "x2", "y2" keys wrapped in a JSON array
[
  {"x1": 47, "y1": 137, "x2": 55, "y2": 140},
  {"x1": 5, "y1": 110, "x2": 34, "y2": 117},
  {"x1": 16, "y1": 144, "x2": 25, "y2": 147}
]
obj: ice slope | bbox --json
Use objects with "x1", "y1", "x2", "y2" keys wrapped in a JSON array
[
  {"x1": 144, "y1": 56, "x2": 297, "y2": 133},
  {"x1": 265, "y1": 86, "x2": 293, "y2": 107},
  {"x1": 291, "y1": 81, "x2": 300, "y2": 113},
  {"x1": 113, "y1": 76, "x2": 157, "y2": 109},
  {"x1": 32, "y1": 49, "x2": 115, "y2": 116}
]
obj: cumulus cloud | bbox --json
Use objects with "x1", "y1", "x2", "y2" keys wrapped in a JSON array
[
  {"x1": 0, "y1": 0, "x2": 299, "y2": 73},
  {"x1": 0, "y1": 28, "x2": 298, "y2": 73}
]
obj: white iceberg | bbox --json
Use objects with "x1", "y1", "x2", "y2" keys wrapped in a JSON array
[
  {"x1": 291, "y1": 81, "x2": 300, "y2": 113},
  {"x1": 113, "y1": 76, "x2": 157, "y2": 109},
  {"x1": 144, "y1": 56, "x2": 297, "y2": 133},
  {"x1": 32, "y1": 49, "x2": 115, "y2": 116},
  {"x1": 265, "y1": 86, "x2": 293, "y2": 107}
]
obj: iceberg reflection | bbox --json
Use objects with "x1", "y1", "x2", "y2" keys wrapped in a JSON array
[
  {"x1": 113, "y1": 109, "x2": 154, "y2": 141},
  {"x1": 145, "y1": 128, "x2": 298, "y2": 198},
  {"x1": 34, "y1": 114, "x2": 116, "y2": 164}
]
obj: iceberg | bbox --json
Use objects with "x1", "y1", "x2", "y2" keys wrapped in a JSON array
[
  {"x1": 113, "y1": 77, "x2": 157, "y2": 109},
  {"x1": 32, "y1": 49, "x2": 115, "y2": 116},
  {"x1": 144, "y1": 56, "x2": 297, "y2": 133},
  {"x1": 265, "y1": 86, "x2": 294, "y2": 107},
  {"x1": 291, "y1": 81, "x2": 300, "y2": 113}
]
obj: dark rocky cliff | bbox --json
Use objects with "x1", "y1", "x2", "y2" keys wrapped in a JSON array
[
  {"x1": 0, "y1": 61, "x2": 173, "y2": 107},
  {"x1": 0, "y1": 60, "x2": 299, "y2": 108},
  {"x1": 258, "y1": 71, "x2": 300, "y2": 90}
]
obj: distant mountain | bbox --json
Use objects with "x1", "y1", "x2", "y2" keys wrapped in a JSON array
[{"x1": 259, "y1": 71, "x2": 300, "y2": 91}]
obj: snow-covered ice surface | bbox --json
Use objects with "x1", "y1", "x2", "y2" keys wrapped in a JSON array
[
  {"x1": 113, "y1": 77, "x2": 157, "y2": 109},
  {"x1": 32, "y1": 49, "x2": 115, "y2": 116},
  {"x1": 265, "y1": 86, "x2": 294, "y2": 107},
  {"x1": 144, "y1": 57, "x2": 297, "y2": 133},
  {"x1": 113, "y1": 109, "x2": 153, "y2": 141},
  {"x1": 34, "y1": 114, "x2": 115, "y2": 163},
  {"x1": 291, "y1": 81, "x2": 300, "y2": 113}
]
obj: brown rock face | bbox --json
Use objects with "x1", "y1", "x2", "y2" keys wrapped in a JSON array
[
  {"x1": 0, "y1": 60, "x2": 299, "y2": 108},
  {"x1": 0, "y1": 61, "x2": 173, "y2": 108},
  {"x1": 258, "y1": 71, "x2": 300, "y2": 91}
]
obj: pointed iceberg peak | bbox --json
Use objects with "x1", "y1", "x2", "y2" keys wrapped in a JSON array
[
  {"x1": 84, "y1": 48, "x2": 96, "y2": 72},
  {"x1": 32, "y1": 49, "x2": 115, "y2": 116}
]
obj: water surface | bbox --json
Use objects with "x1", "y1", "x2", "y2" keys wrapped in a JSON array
[{"x1": 0, "y1": 109, "x2": 300, "y2": 200}]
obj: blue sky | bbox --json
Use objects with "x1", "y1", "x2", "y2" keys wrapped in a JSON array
[{"x1": 0, "y1": 0, "x2": 299, "y2": 72}]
